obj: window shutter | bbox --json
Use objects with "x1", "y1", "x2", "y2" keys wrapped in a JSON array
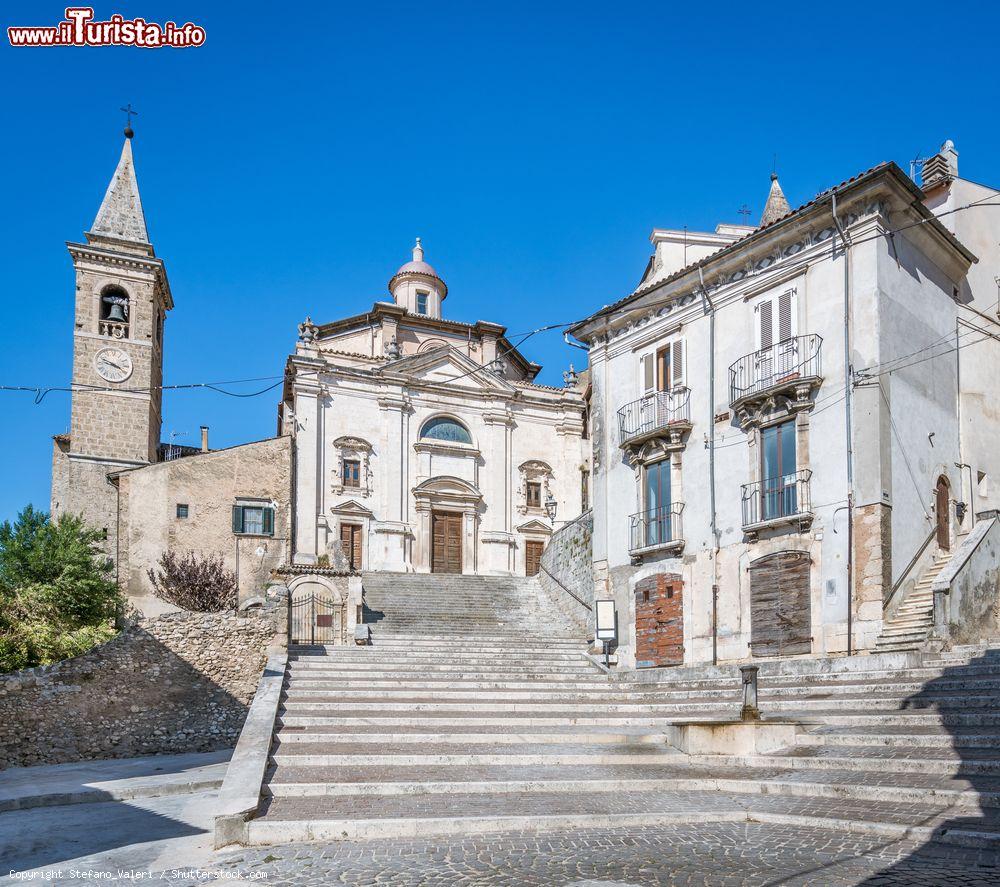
[
  {"x1": 641, "y1": 353, "x2": 655, "y2": 393},
  {"x1": 778, "y1": 289, "x2": 795, "y2": 343},
  {"x1": 232, "y1": 505, "x2": 243, "y2": 534},
  {"x1": 758, "y1": 299, "x2": 773, "y2": 351},
  {"x1": 671, "y1": 339, "x2": 685, "y2": 388},
  {"x1": 262, "y1": 507, "x2": 275, "y2": 536}
]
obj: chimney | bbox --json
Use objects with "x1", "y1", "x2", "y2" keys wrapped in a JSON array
[
  {"x1": 921, "y1": 140, "x2": 959, "y2": 190},
  {"x1": 200, "y1": 426, "x2": 209, "y2": 453}
]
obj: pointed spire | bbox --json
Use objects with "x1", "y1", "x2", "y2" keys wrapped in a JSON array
[
  {"x1": 412, "y1": 237, "x2": 424, "y2": 262},
  {"x1": 759, "y1": 173, "x2": 791, "y2": 227},
  {"x1": 89, "y1": 136, "x2": 149, "y2": 244}
]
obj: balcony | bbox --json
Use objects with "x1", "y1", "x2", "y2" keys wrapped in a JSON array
[
  {"x1": 628, "y1": 503, "x2": 685, "y2": 559},
  {"x1": 728, "y1": 335, "x2": 822, "y2": 424},
  {"x1": 617, "y1": 389, "x2": 692, "y2": 463},
  {"x1": 741, "y1": 470, "x2": 813, "y2": 537}
]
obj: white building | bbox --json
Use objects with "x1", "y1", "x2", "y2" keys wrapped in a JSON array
[
  {"x1": 569, "y1": 143, "x2": 1000, "y2": 669},
  {"x1": 282, "y1": 241, "x2": 590, "y2": 576}
]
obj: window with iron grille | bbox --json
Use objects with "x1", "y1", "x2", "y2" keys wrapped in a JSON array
[{"x1": 176, "y1": 503, "x2": 189, "y2": 519}]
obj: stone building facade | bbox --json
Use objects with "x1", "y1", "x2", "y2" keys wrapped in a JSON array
[
  {"x1": 281, "y1": 241, "x2": 590, "y2": 575},
  {"x1": 570, "y1": 143, "x2": 1000, "y2": 668},
  {"x1": 113, "y1": 436, "x2": 292, "y2": 615}
]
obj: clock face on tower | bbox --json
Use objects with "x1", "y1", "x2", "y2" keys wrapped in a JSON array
[{"x1": 94, "y1": 347, "x2": 134, "y2": 383}]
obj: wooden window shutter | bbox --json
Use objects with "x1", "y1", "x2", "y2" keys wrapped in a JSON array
[
  {"x1": 232, "y1": 505, "x2": 244, "y2": 534},
  {"x1": 642, "y1": 353, "x2": 655, "y2": 393},
  {"x1": 778, "y1": 290, "x2": 795, "y2": 343},
  {"x1": 671, "y1": 339, "x2": 685, "y2": 388},
  {"x1": 262, "y1": 507, "x2": 275, "y2": 536},
  {"x1": 758, "y1": 300, "x2": 773, "y2": 350}
]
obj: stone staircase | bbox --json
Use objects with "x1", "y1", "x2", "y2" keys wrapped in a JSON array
[
  {"x1": 246, "y1": 571, "x2": 1000, "y2": 849},
  {"x1": 875, "y1": 553, "x2": 952, "y2": 652}
]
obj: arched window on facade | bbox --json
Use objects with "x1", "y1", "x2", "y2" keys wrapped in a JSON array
[
  {"x1": 419, "y1": 416, "x2": 472, "y2": 445},
  {"x1": 99, "y1": 285, "x2": 130, "y2": 339}
]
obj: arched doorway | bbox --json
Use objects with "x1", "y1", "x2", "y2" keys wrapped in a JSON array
[{"x1": 935, "y1": 476, "x2": 951, "y2": 551}]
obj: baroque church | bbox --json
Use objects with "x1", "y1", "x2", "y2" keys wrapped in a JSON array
[{"x1": 51, "y1": 130, "x2": 590, "y2": 613}]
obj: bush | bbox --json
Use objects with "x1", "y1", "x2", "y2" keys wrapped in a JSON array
[
  {"x1": 0, "y1": 506, "x2": 121, "y2": 673},
  {"x1": 148, "y1": 550, "x2": 237, "y2": 612}
]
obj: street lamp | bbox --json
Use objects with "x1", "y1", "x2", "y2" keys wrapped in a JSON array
[{"x1": 544, "y1": 492, "x2": 558, "y2": 521}]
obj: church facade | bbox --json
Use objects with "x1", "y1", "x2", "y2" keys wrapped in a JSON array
[
  {"x1": 51, "y1": 131, "x2": 590, "y2": 619},
  {"x1": 281, "y1": 241, "x2": 590, "y2": 576}
]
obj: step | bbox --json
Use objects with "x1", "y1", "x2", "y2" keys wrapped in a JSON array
[
  {"x1": 689, "y1": 749, "x2": 1000, "y2": 776},
  {"x1": 273, "y1": 727, "x2": 672, "y2": 745}
]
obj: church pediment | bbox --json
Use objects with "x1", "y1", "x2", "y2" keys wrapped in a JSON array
[
  {"x1": 330, "y1": 499, "x2": 375, "y2": 517},
  {"x1": 382, "y1": 345, "x2": 514, "y2": 393},
  {"x1": 516, "y1": 519, "x2": 553, "y2": 534},
  {"x1": 412, "y1": 475, "x2": 483, "y2": 503}
]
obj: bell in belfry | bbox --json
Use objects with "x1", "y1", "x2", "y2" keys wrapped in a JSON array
[{"x1": 103, "y1": 294, "x2": 128, "y2": 323}]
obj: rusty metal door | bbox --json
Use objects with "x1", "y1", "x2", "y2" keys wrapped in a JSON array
[{"x1": 634, "y1": 573, "x2": 683, "y2": 668}]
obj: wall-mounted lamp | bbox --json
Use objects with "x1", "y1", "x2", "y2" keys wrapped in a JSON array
[{"x1": 545, "y1": 492, "x2": 558, "y2": 521}]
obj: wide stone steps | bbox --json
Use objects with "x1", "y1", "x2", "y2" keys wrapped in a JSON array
[
  {"x1": 251, "y1": 569, "x2": 1000, "y2": 848},
  {"x1": 247, "y1": 786, "x2": 999, "y2": 844}
]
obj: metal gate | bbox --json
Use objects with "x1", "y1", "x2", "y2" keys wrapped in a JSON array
[{"x1": 290, "y1": 593, "x2": 345, "y2": 645}]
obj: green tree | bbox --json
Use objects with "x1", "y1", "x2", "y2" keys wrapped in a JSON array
[{"x1": 0, "y1": 506, "x2": 122, "y2": 673}]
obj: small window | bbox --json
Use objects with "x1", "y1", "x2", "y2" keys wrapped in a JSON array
[
  {"x1": 420, "y1": 416, "x2": 472, "y2": 445},
  {"x1": 176, "y1": 504, "x2": 189, "y2": 519},
  {"x1": 526, "y1": 481, "x2": 542, "y2": 508},
  {"x1": 416, "y1": 292, "x2": 429, "y2": 315},
  {"x1": 343, "y1": 459, "x2": 361, "y2": 488},
  {"x1": 232, "y1": 503, "x2": 275, "y2": 536}
]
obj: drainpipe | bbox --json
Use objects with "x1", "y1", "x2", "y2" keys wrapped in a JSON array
[
  {"x1": 831, "y1": 193, "x2": 855, "y2": 655},
  {"x1": 699, "y1": 268, "x2": 720, "y2": 665}
]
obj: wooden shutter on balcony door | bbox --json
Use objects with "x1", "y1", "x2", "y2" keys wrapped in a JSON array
[
  {"x1": 671, "y1": 339, "x2": 685, "y2": 387},
  {"x1": 641, "y1": 353, "x2": 655, "y2": 393},
  {"x1": 749, "y1": 550, "x2": 811, "y2": 657},
  {"x1": 777, "y1": 289, "x2": 795, "y2": 343}
]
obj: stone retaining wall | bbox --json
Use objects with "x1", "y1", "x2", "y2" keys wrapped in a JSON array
[
  {"x1": 539, "y1": 509, "x2": 594, "y2": 636},
  {"x1": 0, "y1": 597, "x2": 286, "y2": 770}
]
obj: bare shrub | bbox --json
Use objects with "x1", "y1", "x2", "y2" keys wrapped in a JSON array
[{"x1": 148, "y1": 551, "x2": 237, "y2": 612}]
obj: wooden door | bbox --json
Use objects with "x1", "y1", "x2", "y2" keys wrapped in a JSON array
[
  {"x1": 936, "y1": 477, "x2": 951, "y2": 550},
  {"x1": 432, "y1": 512, "x2": 463, "y2": 574},
  {"x1": 340, "y1": 523, "x2": 362, "y2": 571},
  {"x1": 749, "y1": 550, "x2": 811, "y2": 657},
  {"x1": 634, "y1": 573, "x2": 683, "y2": 668},
  {"x1": 525, "y1": 540, "x2": 544, "y2": 577}
]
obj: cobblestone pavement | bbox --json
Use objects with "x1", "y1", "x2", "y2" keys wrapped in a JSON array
[{"x1": 166, "y1": 824, "x2": 1000, "y2": 886}]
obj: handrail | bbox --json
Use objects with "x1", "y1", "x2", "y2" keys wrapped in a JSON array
[
  {"x1": 538, "y1": 563, "x2": 592, "y2": 612},
  {"x1": 617, "y1": 388, "x2": 691, "y2": 445},
  {"x1": 628, "y1": 502, "x2": 685, "y2": 552},
  {"x1": 884, "y1": 526, "x2": 936, "y2": 614},
  {"x1": 728, "y1": 334, "x2": 822, "y2": 405},
  {"x1": 741, "y1": 470, "x2": 812, "y2": 527}
]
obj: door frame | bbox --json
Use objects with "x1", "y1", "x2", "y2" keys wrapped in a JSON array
[
  {"x1": 936, "y1": 475, "x2": 951, "y2": 551},
  {"x1": 431, "y1": 509, "x2": 464, "y2": 574}
]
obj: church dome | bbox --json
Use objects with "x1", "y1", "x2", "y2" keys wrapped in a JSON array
[{"x1": 389, "y1": 238, "x2": 448, "y2": 299}]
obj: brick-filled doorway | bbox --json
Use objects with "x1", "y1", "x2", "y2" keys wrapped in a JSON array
[{"x1": 634, "y1": 573, "x2": 684, "y2": 668}]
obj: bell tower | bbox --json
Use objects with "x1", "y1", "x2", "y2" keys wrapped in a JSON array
[{"x1": 51, "y1": 127, "x2": 173, "y2": 554}]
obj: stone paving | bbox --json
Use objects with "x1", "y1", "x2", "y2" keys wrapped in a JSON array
[{"x1": 178, "y1": 823, "x2": 1000, "y2": 886}]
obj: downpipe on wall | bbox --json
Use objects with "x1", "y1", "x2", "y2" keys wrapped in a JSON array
[
  {"x1": 831, "y1": 194, "x2": 855, "y2": 656},
  {"x1": 699, "y1": 268, "x2": 720, "y2": 665}
]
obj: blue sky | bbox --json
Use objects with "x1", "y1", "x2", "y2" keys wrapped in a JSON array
[{"x1": 1, "y1": 1, "x2": 998, "y2": 522}]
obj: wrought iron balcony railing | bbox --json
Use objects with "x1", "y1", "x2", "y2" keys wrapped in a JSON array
[
  {"x1": 741, "y1": 469, "x2": 812, "y2": 529},
  {"x1": 617, "y1": 388, "x2": 691, "y2": 448},
  {"x1": 728, "y1": 335, "x2": 822, "y2": 407},
  {"x1": 628, "y1": 502, "x2": 684, "y2": 554}
]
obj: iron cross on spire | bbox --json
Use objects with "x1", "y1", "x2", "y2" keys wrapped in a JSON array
[
  {"x1": 738, "y1": 204, "x2": 752, "y2": 223},
  {"x1": 121, "y1": 103, "x2": 139, "y2": 138}
]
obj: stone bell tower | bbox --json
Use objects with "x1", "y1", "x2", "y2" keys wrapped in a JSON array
[{"x1": 51, "y1": 126, "x2": 173, "y2": 557}]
